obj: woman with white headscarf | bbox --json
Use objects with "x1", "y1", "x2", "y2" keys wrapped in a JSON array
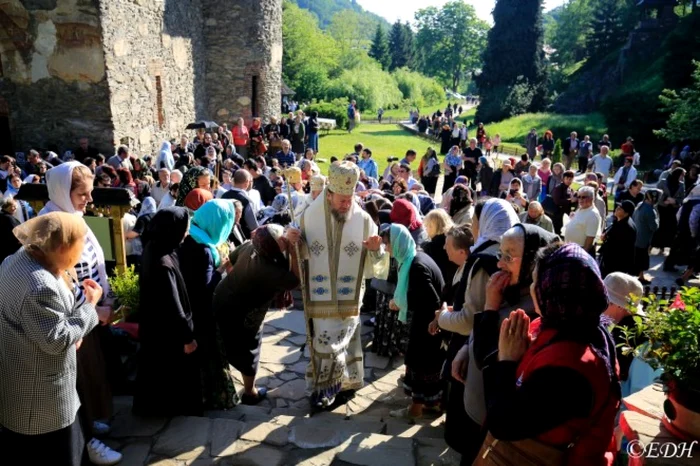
[
  {"x1": 156, "y1": 140, "x2": 174, "y2": 171},
  {"x1": 39, "y1": 162, "x2": 122, "y2": 465},
  {"x1": 434, "y1": 198, "x2": 519, "y2": 456}
]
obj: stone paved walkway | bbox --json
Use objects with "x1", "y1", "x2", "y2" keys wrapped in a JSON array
[
  {"x1": 104, "y1": 311, "x2": 460, "y2": 465},
  {"x1": 103, "y1": 251, "x2": 688, "y2": 465}
]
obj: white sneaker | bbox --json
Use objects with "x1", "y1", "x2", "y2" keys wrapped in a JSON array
[
  {"x1": 92, "y1": 421, "x2": 111, "y2": 436},
  {"x1": 87, "y1": 438, "x2": 122, "y2": 465}
]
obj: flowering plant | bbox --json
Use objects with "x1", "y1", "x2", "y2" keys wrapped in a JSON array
[{"x1": 619, "y1": 287, "x2": 700, "y2": 391}]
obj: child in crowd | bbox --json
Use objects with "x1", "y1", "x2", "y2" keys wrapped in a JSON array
[
  {"x1": 492, "y1": 133, "x2": 501, "y2": 154},
  {"x1": 484, "y1": 137, "x2": 493, "y2": 156}
]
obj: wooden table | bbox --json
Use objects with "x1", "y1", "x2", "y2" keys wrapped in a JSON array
[{"x1": 620, "y1": 384, "x2": 700, "y2": 465}]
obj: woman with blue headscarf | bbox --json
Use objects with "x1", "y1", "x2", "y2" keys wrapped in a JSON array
[
  {"x1": 179, "y1": 199, "x2": 239, "y2": 409},
  {"x1": 380, "y1": 224, "x2": 445, "y2": 420}
]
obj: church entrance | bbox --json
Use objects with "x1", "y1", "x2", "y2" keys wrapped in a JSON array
[{"x1": 0, "y1": 97, "x2": 13, "y2": 155}]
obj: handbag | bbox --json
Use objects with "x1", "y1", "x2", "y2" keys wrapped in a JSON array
[
  {"x1": 473, "y1": 432, "x2": 568, "y2": 466},
  {"x1": 541, "y1": 194, "x2": 557, "y2": 217},
  {"x1": 370, "y1": 278, "x2": 396, "y2": 295}
]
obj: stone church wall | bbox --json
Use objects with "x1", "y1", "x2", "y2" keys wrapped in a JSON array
[
  {"x1": 99, "y1": 0, "x2": 206, "y2": 155},
  {"x1": 0, "y1": 0, "x2": 114, "y2": 154},
  {"x1": 200, "y1": 0, "x2": 282, "y2": 125}
]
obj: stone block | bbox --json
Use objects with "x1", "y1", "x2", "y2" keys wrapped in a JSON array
[
  {"x1": 285, "y1": 334, "x2": 307, "y2": 346},
  {"x1": 336, "y1": 433, "x2": 415, "y2": 466},
  {"x1": 364, "y1": 352, "x2": 390, "y2": 369},
  {"x1": 289, "y1": 424, "x2": 349, "y2": 449},
  {"x1": 278, "y1": 371, "x2": 298, "y2": 381},
  {"x1": 234, "y1": 443, "x2": 285, "y2": 466},
  {"x1": 264, "y1": 310, "x2": 307, "y2": 334},
  {"x1": 240, "y1": 421, "x2": 290, "y2": 447},
  {"x1": 210, "y1": 418, "x2": 246, "y2": 457},
  {"x1": 287, "y1": 360, "x2": 308, "y2": 375},
  {"x1": 109, "y1": 411, "x2": 167, "y2": 438},
  {"x1": 259, "y1": 342, "x2": 301, "y2": 365},
  {"x1": 268, "y1": 379, "x2": 307, "y2": 401},
  {"x1": 414, "y1": 438, "x2": 461, "y2": 466},
  {"x1": 276, "y1": 399, "x2": 287, "y2": 408},
  {"x1": 113, "y1": 38, "x2": 129, "y2": 57},
  {"x1": 118, "y1": 441, "x2": 151, "y2": 465},
  {"x1": 152, "y1": 416, "x2": 211, "y2": 461}
]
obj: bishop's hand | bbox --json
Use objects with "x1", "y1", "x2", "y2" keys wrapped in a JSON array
[{"x1": 363, "y1": 235, "x2": 382, "y2": 252}]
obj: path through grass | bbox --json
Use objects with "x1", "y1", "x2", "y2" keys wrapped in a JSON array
[{"x1": 315, "y1": 124, "x2": 437, "y2": 176}]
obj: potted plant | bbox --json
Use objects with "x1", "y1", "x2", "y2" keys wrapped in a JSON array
[
  {"x1": 619, "y1": 287, "x2": 700, "y2": 440},
  {"x1": 108, "y1": 265, "x2": 139, "y2": 322}
]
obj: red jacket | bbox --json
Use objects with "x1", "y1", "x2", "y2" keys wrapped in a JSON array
[{"x1": 517, "y1": 320, "x2": 620, "y2": 466}]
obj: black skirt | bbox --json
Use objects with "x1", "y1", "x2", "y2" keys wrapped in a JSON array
[
  {"x1": 218, "y1": 306, "x2": 267, "y2": 377},
  {"x1": 634, "y1": 247, "x2": 650, "y2": 274},
  {"x1": 0, "y1": 418, "x2": 86, "y2": 466}
]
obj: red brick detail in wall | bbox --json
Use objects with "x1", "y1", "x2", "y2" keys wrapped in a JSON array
[{"x1": 155, "y1": 75, "x2": 164, "y2": 130}]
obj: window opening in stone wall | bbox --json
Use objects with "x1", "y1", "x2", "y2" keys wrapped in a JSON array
[
  {"x1": 252, "y1": 75, "x2": 258, "y2": 117},
  {"x1": 155, "y1": 76, "x2": 165, "y2": 129}
]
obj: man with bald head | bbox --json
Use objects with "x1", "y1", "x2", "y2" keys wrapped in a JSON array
[
  {"x1": 222, "y1": 169, "x2": 258, "y2": 238},
  {"x1": 518, "y1": 201, "x2": 554, "y2": 233}
]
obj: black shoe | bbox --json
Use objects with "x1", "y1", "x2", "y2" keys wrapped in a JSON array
[{"x1": 241, "y1": 387, "x2": 268, "y2": 405}]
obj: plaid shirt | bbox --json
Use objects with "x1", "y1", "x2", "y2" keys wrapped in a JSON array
[{"x1": 0, "y1": 248, "x2": 98, "y2": 434}]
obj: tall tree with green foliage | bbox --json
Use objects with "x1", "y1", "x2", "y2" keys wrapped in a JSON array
[
  {"x1": 414, "y1": 1, "x2": 489, "y2": 91},
  {"x1": 369, "y1": 24, "x2": 391, "y2": 70},
  {"x1": 389, "y1": 21, "x2": 415, "y2": 70},
  {"x1": 586, "y1": 0, "x2": 626, "y2": 59},
  {"x1": 655, "y1": 60, "x2": 700, "y2": 142},
  {"x1": 550, "y1": 0, "x2": 594, "y2": 68},
  {"x1": 476, "y1": 0, "x2": 547, "y2": 122},
  {"x1": 282, "y1": 1, "x2": 340, "y2": 101}
]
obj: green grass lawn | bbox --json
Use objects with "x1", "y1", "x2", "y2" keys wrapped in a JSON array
[
  {"x1": 482, "y1": 112, "x2": 608, "y2": 147},
  {"x1": 315, "y1": 124, "x2": 437, "y2": 176}
]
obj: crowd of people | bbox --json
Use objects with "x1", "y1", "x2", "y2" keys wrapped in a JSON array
[{"x1": 0, "y1": 114, "x2": 696, "y2": 466}]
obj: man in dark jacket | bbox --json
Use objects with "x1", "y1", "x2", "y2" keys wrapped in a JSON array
[{"x1": 551, "y1": 170, "x2": 576, "y2": 235}]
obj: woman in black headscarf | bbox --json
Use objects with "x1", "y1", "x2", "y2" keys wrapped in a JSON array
[
  {"x1": 133, "y1": 207, "x2": 203, "y2": 417},
  {"x1": 456, "y1": 223, "x2": 559, "y2": 464},
  {"x1": 477, "y1": 242, "x2": 620, "y2": 466},
  {"x1": 655, "y1": 167, "x2": 686, "y2": 252},
  {"x1": 213, "y1": 225, "x2": 299, "y2": 405},
  {"x1": 175, "y1": 166, "x2": 211, "y2": 207}
]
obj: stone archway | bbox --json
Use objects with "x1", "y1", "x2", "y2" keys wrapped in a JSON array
[{"x1": 0, "y1": 96, "x2": 13, "y2": 155}]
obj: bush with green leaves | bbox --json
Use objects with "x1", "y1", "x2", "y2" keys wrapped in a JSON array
[
  {"x1": 108, "y1": 265, "x2": 139, "y2": 320},
  {"x1": 618, "y1": 287, "x2": 700, "y2": 392},
  {"x1": 326, "y1": 62, "x2": 404, "y2": 112},
  {"x1": 305, "y1": 99, "x2": 350, "y2": 130},
  {"x1": 552, "y1": 138, "x2": 562, "y2": 164},
  {"x1": 392, "y1": 68, "x2": 445, "y2": 110}
]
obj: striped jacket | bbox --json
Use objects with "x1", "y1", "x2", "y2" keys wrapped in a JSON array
[{"x1": 0, "y1": 248, "x2": 98, "y2": 434}]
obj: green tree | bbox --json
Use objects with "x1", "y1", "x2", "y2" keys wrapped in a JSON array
[
  {"x1": 414, "y1": 1, "x2": 489, "y2": 90},
  {"x1": 329, "y1": 10, "x2": 376, "y2": 70},
  {"x1": 655, "y1": 61, "x2": 700, "y2": 142},
  {"x1": 550, "y1": 0, "x2": 594, "y2": 68},
  {"x1": 476, "y1": 0, "x2": 547, "y2": 122},
  {"x1": 282, "y1": 1, "x2": 340, "y2": 100},
  {"x1": 586, "y1": 0, "x2": 626, "y2": 59},
  {"x1": 389, "y1": 21, "x2": 415, "y2": 70},
  {"x1": 369, "y1": 24, "x2": 391, "y2": 70},
  {"x1": 552, "y1": 138, "x2": 563, "y2": 164}
]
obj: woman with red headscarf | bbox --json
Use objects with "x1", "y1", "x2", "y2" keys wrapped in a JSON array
[
  {"x1": 390, "y1": 199, "x2": 429, "y2": 247},
  {"x1": 184, "y1": 188, "x2": 213, "y2": 212}
]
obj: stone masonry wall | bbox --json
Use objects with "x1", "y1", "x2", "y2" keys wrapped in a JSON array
[
  {"x1": 99, "y1": 0, "x2": 206, "y2": 155},
  {"x1": 0, "y1": 0, "x2": 114, "y2": 154},
  {"x1": 201, "y1": 0, "x2": 282, "y2": 126}
]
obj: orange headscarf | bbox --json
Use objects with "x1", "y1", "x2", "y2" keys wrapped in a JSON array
[{"x1": 184, "y1": 188, "x2": 213, "y2": 211}]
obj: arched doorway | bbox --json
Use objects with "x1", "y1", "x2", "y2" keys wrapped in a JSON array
[{"x1": 0, "y1": 97, "x2": 13, "y2": 155}]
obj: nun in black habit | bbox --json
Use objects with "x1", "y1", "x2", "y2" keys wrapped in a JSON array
[{"x1": 133, "y1": 207, "x2": 203, "y2": 417}]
